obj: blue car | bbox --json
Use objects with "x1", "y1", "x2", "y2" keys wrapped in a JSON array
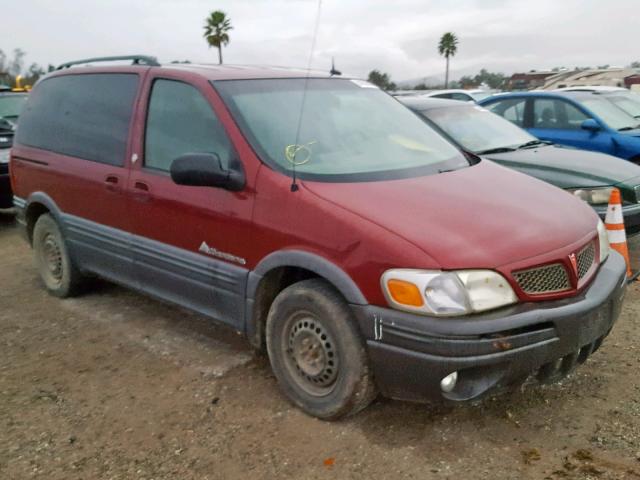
[{"x1": 479, "y1": 91, "x2": 640, "y2": 163}]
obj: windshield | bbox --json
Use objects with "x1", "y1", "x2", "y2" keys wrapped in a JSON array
[
  {"x1": 577, "y1": 96, "x2": 639, "y2": 130},
  {"x1": 603, "y1": 92, "x2": 640, "y2": 118},
  {"x1": 422, "y1": 104, "x2": 536, "y2": 153},
  {"x1": 0, "y1": 94, "x2": 28, "y2": 119},
  {"x1": 214, "y1": 78, "x2": 468, "y2": 182}
]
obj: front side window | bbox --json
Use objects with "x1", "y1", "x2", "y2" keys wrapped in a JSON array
[
  {"x1": 15, "y1": 74, "x2": 139, "y2": 165},
  {"x1": 145, "y1": 79, "x2": 234, "y2": 171},
  {"x1": 424, "y1": 105, "x2": 536, "y2": 153},
  {"x1": 486, "y1": 98, "x2": 526, "y2": 127},
  {"x1": 214, "y1": 78, "x2": 468, "y2": 182},
  {"x1": 533, "y1": 98, "x2": 588, "y2": 130}
]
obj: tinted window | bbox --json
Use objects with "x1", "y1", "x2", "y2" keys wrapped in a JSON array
[
  {"x1": 145, "y1": 79, "x2": 233, "y2": 171},
  {"x1": 533, "y1": 98, "x2": 588, "y2": 130},
  {"x1": 16, "y1": 74, "x2": 138, "y2": 165},
  {"x1": 431, "y1": 93, "x2": 452, "y2": 99},
  {"x1": 486, "y1": 98, "x2": 526, "y2": 126}
]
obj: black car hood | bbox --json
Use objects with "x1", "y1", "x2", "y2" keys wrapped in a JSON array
[{"x1": 486, "y1": 145, "x2": 640, "y2": 189}]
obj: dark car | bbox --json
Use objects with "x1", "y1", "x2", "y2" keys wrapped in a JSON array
[
  {"x1": 400, "y1": 96, "x2": 640, "y2": 272},
  {"x1": 478, "y1": 91, "x2": 640, "y2": 162},
  {"x1": 0, "y1": 91, "x2": 29, "y2": 208},
  {"x1": 11, "y1": 56, "x2": 625, "y2": 418}
]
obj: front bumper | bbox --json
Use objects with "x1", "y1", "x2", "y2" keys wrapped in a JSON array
[{"x1": 351, "y1": 252, "x2": 627, "y2": 403}]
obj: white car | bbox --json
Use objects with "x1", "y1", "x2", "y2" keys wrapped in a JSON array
[{"x1": 392, "y1": 89, "x2": 496, "y2": 103}]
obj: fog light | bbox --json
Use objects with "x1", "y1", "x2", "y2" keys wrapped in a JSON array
[{"x1": 440, "y1": 371, "x2": 458, "y2": 393}]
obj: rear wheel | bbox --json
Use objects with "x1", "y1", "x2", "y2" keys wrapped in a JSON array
[
  {"x1": 33, "y1": 214, "x2": 83, "y2": 297},
  {"x1": 266, "y1": 278, "x2": 377, "y2": 419}
]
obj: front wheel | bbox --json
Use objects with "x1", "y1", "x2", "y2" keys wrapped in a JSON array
[{"x1": 266, "y1": 279, "x2": 377, "y2": 419}]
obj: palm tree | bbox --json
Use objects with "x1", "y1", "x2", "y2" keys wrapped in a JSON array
[
  {"x1": 203, "y1": 10, "x2": 233, "y2": 65},
  {"x1": 438, "y1": 32, "x2": 458, "y2": 88}
]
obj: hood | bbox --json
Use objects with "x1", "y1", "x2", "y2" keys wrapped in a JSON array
[
  {"x1": 303, "y1": 160, "x2": 598, "y2": 269},
  {"x1": 486, "y1": 145, "x2": 640, "y2": 189}
]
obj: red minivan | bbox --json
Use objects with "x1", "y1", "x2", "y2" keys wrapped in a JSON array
[{"x1": 10, "y1": 56, "x2": 627, "y2": 419}]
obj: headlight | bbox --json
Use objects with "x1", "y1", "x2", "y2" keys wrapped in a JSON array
[
  {"x1": 381, "y1": 269, "x2": 517, "y2": 317},
  {"x1": 597, "y1": 218, "x2": 610, "y2": 263},
  {"x1": 569, "y1": 187, "x2": 613, "y2": 205},
  {"x1": 0, "y1": 148, "x2": 9, "y2": 164}
]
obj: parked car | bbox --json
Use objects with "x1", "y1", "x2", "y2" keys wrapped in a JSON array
[
  {"x1": 11, "y1": 57, "x2": 627, "y2": 419},
  {"x1": 392, "y1": 89, "x2": 488, "y2": 103},
  {"x1": 479, "y1": 91, "x2": 640, "y2": 162},
  {"x1": 0, "y1": 91, "x2": 28, "y2": 208},
  {"x1": 399, "y1": 96, "x2": 640, "y2": 272}
]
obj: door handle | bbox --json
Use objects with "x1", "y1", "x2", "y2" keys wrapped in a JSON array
[
  {"x1": 132, "y1": 180, "x2": 151, "y2": 202},
  {"x1": 104, "y1": 175, "x2": 121, "y2": 193}
]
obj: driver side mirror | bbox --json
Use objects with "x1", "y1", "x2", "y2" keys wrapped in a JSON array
[
  {"x1": 581, "y1": 119, "x2": 601, "y2": 132},
  {"x1": 170, "y1": 153, "x2": 245, "y2": 191}
]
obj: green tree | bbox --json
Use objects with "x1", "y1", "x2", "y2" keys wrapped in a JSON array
[
  {"x1": 203, "y1": 10, "x2": 233, "y2": 65},
  {"x1": 438, "y1": 32, "x2": 458, "y2": 88},
  {"x1": 629, "y1": 61, "x2": 640, "y2": 68},
  {"x1": 367, "y1": 70, "x2": 397, "y2": 90}
]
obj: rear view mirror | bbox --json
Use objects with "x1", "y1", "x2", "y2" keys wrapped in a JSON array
[
  {"x1": 581, "y1": 119, "x2": 601, "y2": 132},
  {"x1": 170, "y1": 153, "x2": 245, "y2": 191}
]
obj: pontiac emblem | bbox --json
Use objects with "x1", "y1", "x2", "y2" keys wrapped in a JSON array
[{"x1": 568, "y1": 253, "x2": 578, "y2": 277}]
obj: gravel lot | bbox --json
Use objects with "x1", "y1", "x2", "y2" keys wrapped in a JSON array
[{"x1": 1, "y1": 211, "x2": 639, "y2": 479}]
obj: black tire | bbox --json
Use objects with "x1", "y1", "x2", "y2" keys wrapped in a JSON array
[
  {"x1": 32, "y1": 214, "x2": 83, "y2": 298},
  {"x1": 266, "y1": 278, "x2": 377, "y2": 419}
]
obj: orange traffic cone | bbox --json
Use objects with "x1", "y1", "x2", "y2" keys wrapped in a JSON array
[{"x1": 605, "y1": 188, "x2": 632, "y2": 278}]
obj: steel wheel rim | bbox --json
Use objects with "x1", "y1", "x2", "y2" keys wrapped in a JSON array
[
  {"x1": 282, "y1": 312, "x2": 339, "y2": 397},
  {"x1": 40, "y1": 233, "x2": 63, "y2": 284}
]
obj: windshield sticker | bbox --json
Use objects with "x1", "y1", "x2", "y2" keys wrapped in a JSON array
[{"x1": 351, "y1": 79, "x2": 379, "y2": 89}]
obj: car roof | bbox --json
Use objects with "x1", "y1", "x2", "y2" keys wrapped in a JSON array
[
  {"x1": 479, "y1": 90, "x2": 597, "y2": 103},
  {"x1": 48, "y1": 63, "x2": 342, "y2": 82},
  {"x1": 397, "y1": 96, "x2": 470, "y2": 110},
  {"x1": 555, "y1": 85, "x2": 627, "y2": 92}
]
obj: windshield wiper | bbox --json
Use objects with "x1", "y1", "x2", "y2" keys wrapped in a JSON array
[
  {"x1": 516, "y1": 139, "x2": 550, "y2": 149},
  {"x1": 476, "y1": 146, "x2": 517, "y2": 154},
  {"x1": 619, "y1": 125, "x2": 640, "y2": 131}
]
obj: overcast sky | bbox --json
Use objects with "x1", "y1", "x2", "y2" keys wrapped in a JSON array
[{"x1": 3, "y1": 0, "x2": 639, "y2": 82}]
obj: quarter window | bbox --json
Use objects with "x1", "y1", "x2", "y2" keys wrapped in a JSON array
[
  {"x1": 15, "y1": 74, "x2": 139, "y2": 165},
  {"x1": 144, "y1": 79, "x2": 233, "y2": 172}
]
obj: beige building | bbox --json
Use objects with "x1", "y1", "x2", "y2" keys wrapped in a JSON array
[{"x1": 541, "y1": 68, "x2": 639, "y2": 90}]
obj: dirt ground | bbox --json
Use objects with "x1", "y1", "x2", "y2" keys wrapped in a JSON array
[{"x1": 0, "y1": 211, "x2": 639, "y2": 480}]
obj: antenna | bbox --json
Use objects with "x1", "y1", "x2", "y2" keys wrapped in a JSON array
[
  {"x1": 290, "y1": 0, "x2": 323, "y2": 193},
  {"x1": 330, "y1": 57, "x2": 341, "y2": 76}
]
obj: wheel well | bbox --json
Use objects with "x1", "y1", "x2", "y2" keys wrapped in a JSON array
[
  {"x1": 25, "y1": 202, "x2": 50, "y2": 244},
  {"x1": 630, "y1": 155, "x2": 640, "y2": 166},
  {"x1": 249, "y1": 266, "x2": 320, "y2": 350}
]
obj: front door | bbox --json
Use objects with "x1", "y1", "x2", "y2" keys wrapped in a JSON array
[
  {"x1": 528, "y1": 97, "x2": 613, "y2": 154},
  {"x1": 127, "y1": 74, "x2": 255, "y2": 328}
]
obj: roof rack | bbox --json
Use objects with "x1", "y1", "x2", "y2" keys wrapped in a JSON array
[{"x1": 56, "y1": 55, "x2": 160, "y2": 70}]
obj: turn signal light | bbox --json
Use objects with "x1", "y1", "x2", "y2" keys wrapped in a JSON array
[{"x1": 386, "y1": 279, "x2": 424, "y2": 307}]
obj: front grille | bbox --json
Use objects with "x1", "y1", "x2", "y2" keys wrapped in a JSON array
[
  {"x1": 513, "y1": 263, "x2": 570, "y2": 295},
  {"x1": 577, "y1": 242, "x2": 595, "y2": 280}
]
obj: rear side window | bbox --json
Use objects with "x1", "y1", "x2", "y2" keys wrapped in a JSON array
[
  {"x1": 144, "y1": 79, "x2": 233, "y2": 172},
  {"x1": 16, "y1": 74, "x2": 139, "y2": 166},
  {"x1": 486, "y1": 98, "x2": 527, "y2": 126}
]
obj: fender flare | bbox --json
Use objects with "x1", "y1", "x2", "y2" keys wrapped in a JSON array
[
  {"x1": 244, "y1": 250, "x2": 369, "y2": 348},
  {"x1": 247, "y1": 249, "x2": 368, "y2": 305},
  {"x1": 24, "y1": 191, "x2": 64, "y2": 220}
]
